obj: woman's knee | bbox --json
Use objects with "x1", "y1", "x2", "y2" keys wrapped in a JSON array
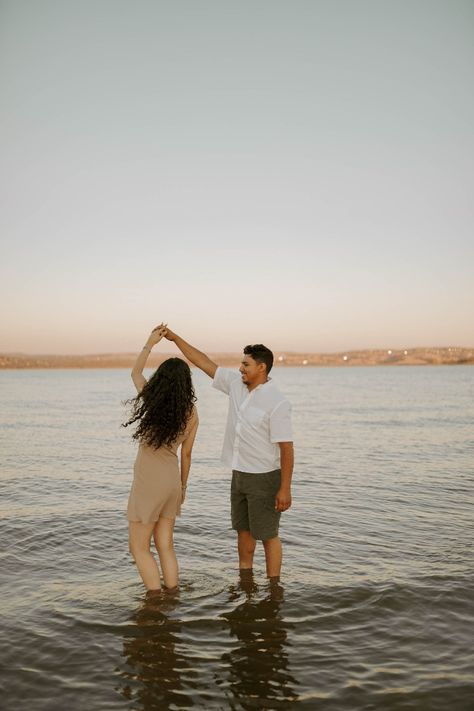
[
  {"x1": 129, "y1": 535, "x2": 150, "y2": 559},
  {"x1": 128, "y1": 540, "x2": 141, "y2": 559},
  {"x1": 153, "y1": 518, "x2": 175, "y2": 552},
  {"x1": 154, "y1": 534, "x2": 173, "y2": 555}
]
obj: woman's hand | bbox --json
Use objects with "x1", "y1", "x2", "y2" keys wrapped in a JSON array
[
  {"x1": 146, "y1": 323, "x2": 167, "y2": 347},
  {"x1": 181, "y1": 485, "x2": 187, "y2": 504}
]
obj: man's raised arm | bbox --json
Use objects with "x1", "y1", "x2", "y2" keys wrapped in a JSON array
[{"x1": 165, "y1": 328, "x2": 218, "y2": 378}]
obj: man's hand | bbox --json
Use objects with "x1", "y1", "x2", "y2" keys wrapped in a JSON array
[
  {"x1": 277, "y1": 442, "x2": 293, "y2": 512},
  {"x1": 275, "y1": 487, "x2": 292, "y2": 512},
  {"x1": 164, "y1": 327, "x2": 177, "y2": 342}
]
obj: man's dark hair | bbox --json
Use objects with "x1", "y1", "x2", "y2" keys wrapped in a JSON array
[{"x1": 243, "y1": 344, "x2": 274, "y2": 374}]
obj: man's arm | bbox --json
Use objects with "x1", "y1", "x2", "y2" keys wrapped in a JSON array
[
  {"x1": 275, "y1": 442, "x2": 294, "y2": 512},
  {"x1": 165, "y1": 328, "x2": 218, "y2": 378}
]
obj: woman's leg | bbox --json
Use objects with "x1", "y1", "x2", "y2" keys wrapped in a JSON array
[
  {"x1": 153, "y1": 517, "x2": 178, "y2": 589},
  {"x1": 128, "y1": 521, "x2": 161, "y2": 590}
]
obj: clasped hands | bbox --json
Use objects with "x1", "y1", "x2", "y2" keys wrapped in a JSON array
[{"x1": 147, "y1": 323, "x2": 177, "y2": 347}]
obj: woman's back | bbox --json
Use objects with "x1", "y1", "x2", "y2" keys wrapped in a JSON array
[{"x1": 137, "y1": 406, "x2": 198, "y2": 459}]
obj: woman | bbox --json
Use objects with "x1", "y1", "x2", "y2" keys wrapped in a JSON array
[{"x1": 123, "y1": 324, "x2": 198, "y2": 593}]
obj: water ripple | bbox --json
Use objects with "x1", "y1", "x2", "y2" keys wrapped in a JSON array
[{"x1": 1, "y1": 368, "x2": 474, "y2": 709}]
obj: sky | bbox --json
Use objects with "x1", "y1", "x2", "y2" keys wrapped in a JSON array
[{"x1": 1, "y1": 0, "x2": 473, "y2": 354}]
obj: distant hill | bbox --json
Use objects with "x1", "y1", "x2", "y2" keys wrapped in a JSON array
[{"x1": 1, "y1": 347, "x2": 473, "y2": 369}]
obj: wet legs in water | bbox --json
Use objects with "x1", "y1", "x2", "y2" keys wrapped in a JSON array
[
  {"x1": 153, "y1": 517, "x2": 179, "y2": 590},
  {"x1": 128, "y1": 517, "x2": 179, "y2": 591},
  {"x1": 237, "y1": 530, "x2": 282, "y2": 582}
]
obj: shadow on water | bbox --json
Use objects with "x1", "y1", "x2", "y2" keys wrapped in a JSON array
[
  {"x1": 117, "y1": 575, "x2": 299, "y2": 710},
  {"x1": 218, "y1": 574, "x2": 299, "y2": 709}
]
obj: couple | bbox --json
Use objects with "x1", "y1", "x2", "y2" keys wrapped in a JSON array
[{"x1": 123, "y1": 325, "x2": 294, "y2": 594}]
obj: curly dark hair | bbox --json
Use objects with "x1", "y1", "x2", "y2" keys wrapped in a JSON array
[{"x1": 122, "y1": 357, "x2": 196, "y2": 449}]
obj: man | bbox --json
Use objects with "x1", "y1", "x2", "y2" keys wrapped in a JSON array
[{"x1": 164, "y1": 328, "x2": 294, "y2": 582}]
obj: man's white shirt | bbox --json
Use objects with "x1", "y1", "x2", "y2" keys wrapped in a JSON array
[{"x1": 212, "y1": 367, "x2": 293, "y2": 473}]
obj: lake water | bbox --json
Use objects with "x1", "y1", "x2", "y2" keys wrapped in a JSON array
[{"x1": 0, "y1": 366, "x2": 473, "y2": 710}]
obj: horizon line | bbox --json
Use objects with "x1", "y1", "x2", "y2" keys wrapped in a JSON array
[{"x1": 2, "y1": 345, "x2": 473, "y2": 357}]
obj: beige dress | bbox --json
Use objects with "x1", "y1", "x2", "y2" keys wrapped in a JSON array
[{"x1": 127, "y1": 408, "x2": 198, "y2": 524}]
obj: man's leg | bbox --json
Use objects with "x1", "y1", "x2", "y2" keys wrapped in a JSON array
[
  {"x1": 246, "y1": 470, "x2": 282, "y2": 579},
  {"x1": 232, "y1": 471, "x2": 255, "y2": 570},
  {"x1": 237, "y1": 529, "x2": 257, "y2": 570},
  {"x1": 262, "y1": 536, "x2": 282, "y2": 580}
]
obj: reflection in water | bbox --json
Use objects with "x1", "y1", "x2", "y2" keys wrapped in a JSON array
[
  {"x1": 118, "y1": 577, "x2": 298, "y2": 709},
  {"x1": 220, "y1": 574, "x2": 299, "y2": 708},
  {"x1": 118, "y1": 592, "x2": 193, "y2": 710}
]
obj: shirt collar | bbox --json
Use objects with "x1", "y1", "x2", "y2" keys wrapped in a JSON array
[{"x1": 253, "y1": 377, "x2": 272, "y2": 391}]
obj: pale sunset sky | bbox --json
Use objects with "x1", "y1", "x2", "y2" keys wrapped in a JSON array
[{"x1": 1, "y1": 0, "x2": 473, "y2": 354}]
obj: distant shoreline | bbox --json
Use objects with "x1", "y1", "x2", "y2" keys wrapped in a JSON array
[{"x1": 1, "y1": 347, "x2": 473, "y2": 369}]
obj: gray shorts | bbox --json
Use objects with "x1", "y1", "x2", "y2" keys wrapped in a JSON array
[{"x1": 231, "y1": 469, "x2": 281, "y2": 541}]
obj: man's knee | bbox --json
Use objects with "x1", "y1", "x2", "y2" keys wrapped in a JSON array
[
  {"x1": 262, "y1": 535, "x2": 280, "y2": 548},
  {"x1": 238, "y1": 530, "x2": 256, "y2": 555}
]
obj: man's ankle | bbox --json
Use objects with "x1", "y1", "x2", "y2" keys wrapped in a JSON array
[{"x1": 239, "y1": 567, "x2": 253, "y2": 578}]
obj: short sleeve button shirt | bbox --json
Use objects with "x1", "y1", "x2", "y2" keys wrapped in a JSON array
[{"x1": 212, "y1": 367, "x2": 293, "y2": 473}]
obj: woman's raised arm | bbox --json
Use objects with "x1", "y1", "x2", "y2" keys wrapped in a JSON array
[{"x1": 131, "y1": 324, "x2": 167, "y2": 393}]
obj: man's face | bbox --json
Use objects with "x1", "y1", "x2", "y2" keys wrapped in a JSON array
[{"x1": 239, "y1": 354, "x2": 266, "y2": 385}]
